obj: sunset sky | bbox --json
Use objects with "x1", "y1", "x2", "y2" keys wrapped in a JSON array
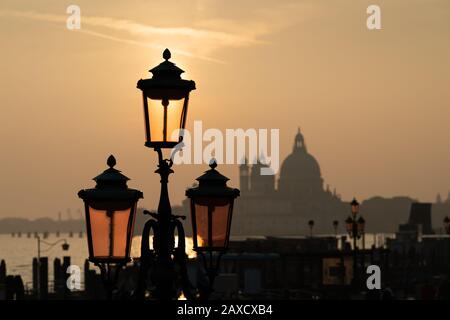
[{"x1": 1, "y1": 0, "x2": 450, "y2": 219}]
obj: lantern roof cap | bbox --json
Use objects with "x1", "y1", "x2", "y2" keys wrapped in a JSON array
[
  {"x1": 136, "y1": 48, "x2": 196, "y2": 92},
  {"x1": 93, "y1": 155, "x2": 130, "y2": 189},
  {"x1": 186, "y1": 160, "x2": 240, "y2": 198},
  {"x1": 149, "y1": 48, "x2": 184, "y2": 76},
  {"x1": 78, "y1": 155, "x2": 143, "y2": 201},
  {"x1": 195, "y1": 160, "x2": 229, "y2": 185}
]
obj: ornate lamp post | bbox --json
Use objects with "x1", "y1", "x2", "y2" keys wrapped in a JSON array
[
  {"x1": 36, "y1": 237, "x2": 70, "y2": 299},
  {"x1": 357, "y1": 216, "x2": 366, "y2": 249},
  {"x1": 135, "y1": 49, "x2": 238, "y2": 300},
  {"x1": 308, "y1": 220, "x2": 314, "y2": 238},
  {"x1": 443, "y1": 216, "x2": 450, "y2": 235},
  {"x1": 345, "y1": 198, "x2": 366, "y2": 288},
  {"x1": 135, "y1": 48, "x2": 195, "y2": 300},
  {"x1": 78, "y1": 155, "x2": 143, "y2": 299},
  {"x1": 333, "y1": 220, "x2": 339, "y2": 237},
  {"x1": 79, "y1": 49, "x2": 238, "y2": 300}
]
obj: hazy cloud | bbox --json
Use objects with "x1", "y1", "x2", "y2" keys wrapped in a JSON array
[{"x1": 0, "y1": 9, "x2": 281, "y2": 63}]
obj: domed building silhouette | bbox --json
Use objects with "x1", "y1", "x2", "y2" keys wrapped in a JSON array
[
  {"x1": 278, "y1": 128, "x2": 324, "y2": 200},
  {"x1": 232, "y1": 128, "x2": 347, "y2": 236}
]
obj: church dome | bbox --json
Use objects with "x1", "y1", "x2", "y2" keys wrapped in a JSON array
[{"x1": 279, "y1": 128, "x2": 323, "y2": 188}]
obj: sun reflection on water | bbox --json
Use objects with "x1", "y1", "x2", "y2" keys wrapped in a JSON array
[{"x1": 131, "y1": 235, "x2": 196, "y2": 259}]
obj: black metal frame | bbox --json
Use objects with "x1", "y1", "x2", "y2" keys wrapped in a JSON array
[
  {"x1": 136, "y1": 148, "x2": 223, "y2": 300},
  {"x1": 96, "y1": 261, "x2": 126, "y2": 300}
]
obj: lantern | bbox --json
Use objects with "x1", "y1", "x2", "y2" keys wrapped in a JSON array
[
  {"x1": 186, "y1": 161, "x2": 240, "y2": 252},
  {"x1": 137, "y1": 49, "x2": 196, "y2": 149},
  {"x1": 350, "y1": 198, "x2": 359, "y2": 217},
  {"x1": 332, "y1": 220, "x2": 339, "y2": 235},
  {"x1": 78, "y1": 155, "x2": 143, "y2": 264},
  {"x1": 443, "y1": 216, "x2": 450, "y2": 234},
  {"x1": 345, "y1": 216, "x2": 353, "y2": 236},
  {"x1": 357, "y1": 216, "x2": 365, "y2": 236},
  {"x1": 333, "y1": 220, "x2": 339, "y2": 229},
  {"x1": 62, "y1": 242, "x2": 70, "y2": 251}
]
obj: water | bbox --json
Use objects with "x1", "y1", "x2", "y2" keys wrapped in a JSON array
[
  {"x1": 0, "y1": 234, "x2": 195, "y2": 291},
  {"x1": 0, "y1": 234, "x2": 90, "y2": 291},
  {"x1": 0, "y1": 233, "x2": 392, "y2": 291}
]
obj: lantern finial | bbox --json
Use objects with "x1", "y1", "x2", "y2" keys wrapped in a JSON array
[
  {"x1": 107, "y1": 155, "x2": 116, "y2": 168},
  {"x1": 163, "y1": 48, "x2": 171, "y2": 61},
  {"x1": 209, "y1": 159, "x2": 217, "y2": 170}
]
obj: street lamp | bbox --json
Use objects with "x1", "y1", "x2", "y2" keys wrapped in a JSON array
[
  {"x1": 443, "y1": 216, "x2": 450, "y2": 234},
  {"x1": 308, "y1": 220, "x2": 314, "y2": 238},
  {"x1": 345, "y1": 198, "x2": 365, "y2": 288},
  {"x1": 351, "y1": 198, "x2": 359, "y2": 218},
  {"x1": 78, "y1": 155, "x2": 143, "y2": 299},
  {"x1": 333, "y1": 220, "x2": 339, "y2": 237},
  {"x1": 357, "y1": 216, "x2": 366, "y2": 249},
  {"x1": 134, "y1": 49, "x2": 197, "y2": 301},
  {"x1": 186, "y1": 160, "x2": 239, "y2": 297},
  {"x1": 36, "y1": 237, "x2": 70, "y2": 299},
  {"x1": 79, "y1": 49, "x2": 238, "y2": 300},
  {"x1": 135, "y1": 49, "x2": 239, "y2": 300}
]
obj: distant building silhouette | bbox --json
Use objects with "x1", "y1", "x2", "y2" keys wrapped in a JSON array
[
  {"x1": 407, "y1": 202, "x2": 434, "y2": 235},
  {"x1": 139, "y1": 128, "x2": 450, "y2": 236},
  {"x1": 232, "y1": 128, "x2": 346, "y2": 235}
]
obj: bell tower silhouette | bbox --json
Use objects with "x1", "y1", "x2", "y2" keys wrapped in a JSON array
[{"x1": 239, "y1": 157, "x2": 250, "y2": 193}]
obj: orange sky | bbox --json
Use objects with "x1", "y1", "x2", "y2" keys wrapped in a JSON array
[{"x1": 1, "y1": 0, "x2": 450, "y2": 219}]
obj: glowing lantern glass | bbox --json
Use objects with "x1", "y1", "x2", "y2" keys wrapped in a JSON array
[
  {"x1": 78, "y1": 155, "x2": 143, "y2": 264},
  {"x1": 137, "y1": 49, "x2": 196, "y2": 149},
  {"x1": 186, "y1": 161, "x2": 240, "y2": 252}
]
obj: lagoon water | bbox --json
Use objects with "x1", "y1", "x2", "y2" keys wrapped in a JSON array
[
  {"x1": 0, "y1": 234, "x2": 90, "y2": 291},
  {"x1": 0, "y1": 234, "x2": 196, "y2": 291},
  {"x1": 0, "y1": 233, "x2": 392, "y2": 291}
]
